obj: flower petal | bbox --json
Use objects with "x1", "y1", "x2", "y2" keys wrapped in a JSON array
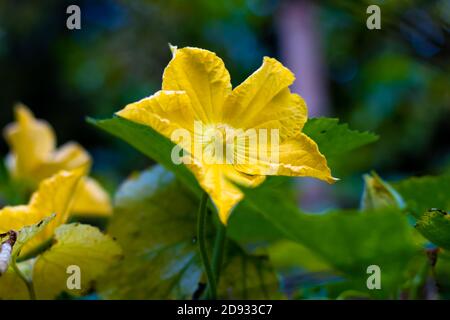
[
  {"x1": 251, "y1": 89, "x2": 307, "y2": 140},
  {"x1": 223, "y1": 57, "x2": 304, "y2": 139},
  {"x1": 186, "y1": 160, "x2": 253, "y2": 224},
  {"x1": 162, "y1": 47, "x2": 232, "y2": 123},
  {"x1": 30, "y1": 142, "x2": 91, "y2": 182},
  {"x1": 235, "y1": 133, "x2": 337, "y2": 184},
  {"x1": 3, "y1": 104, "x2": 56, "y2": 179},
  {"x1": 0, "y1": 206, "x2": 34, "y2": 233},
  {"x1": 117, "y1": 90, "x2": 196, "y2": 139},
  {"x1": 71, "y1": 177, "x2": 112, "y2": 217},
  {"x1": 0, "y1": 168, "x2": 85, "y2": 256}
]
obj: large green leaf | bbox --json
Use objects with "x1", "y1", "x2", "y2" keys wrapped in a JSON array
[
  {"x1": 98, "y1": 166, "x2": 280, "y2": 299},
  {"x1": 241, "y1": 185, "x2": 419, "y2": 295},
  {"x1": 266, "y1": 240, "x2": 331, "y2": 272},
  {"x1": 98, "y1": 166, "x2": 201, "y2": 299},
  {"x1": 394, "y1": 175, "x2": 450, "y2": 218},
  {"x1": 415, "y1": 209, "x2": 450, "y2": 250},
  {"x1": 302, "y1": 118, "x2": 378, "y2": 160}
]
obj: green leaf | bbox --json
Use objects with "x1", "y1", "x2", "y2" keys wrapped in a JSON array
[
  {"x1": 266, "y1": 240, "x2": 331, "y2": 272},
  {"x1": 303, "y1": 118, "x2": 378, "y2": 160},
  {"x1": 98, "y1": 166, "x2": 280, "y2": 299},
  {"x1": 98, "y1": 166, "x2": 201, "y2": 299},
  {"x1": 415, "y1": 209, "x2": 450, "y2": 250},
  {"x1": 394, "y1": 175, "x2": 450, "y2": 218},
  {"x1": 227, "y1": 177, "x2": 292, "y2": 243},
  {"x1": 241, "y1": 185, "x2": 418, "y2": 295},
  {"x1": 219, "y1": 243, "x2": 281, "y2": 299},
  {"x1": 33, "y1": 223, "x2": 122, "y2": 299}
]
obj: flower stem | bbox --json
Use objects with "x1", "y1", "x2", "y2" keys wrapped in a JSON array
[
  {"x1": 11, "y1": 259, "x2": 36, "y2": 300},
  {"x1": 211, "y1": 222, "x2": 227, "y2": 287},
  {"x1": 197, "y1": 192, "x2": 216, "y2": 299}
]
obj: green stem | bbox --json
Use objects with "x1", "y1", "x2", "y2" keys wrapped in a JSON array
[
  {"x1": 211, "y1": 223, "x2": 227, "y2": 287},
  {"x1": 11, "y1": 259, "x2": 35, "y2": 300},
  {"x1": 197, "y1": 192, "x2": 216, "y2": 299}
]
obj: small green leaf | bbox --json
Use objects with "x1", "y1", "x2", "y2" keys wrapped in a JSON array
[
  {"x1": 13, "y1": 213, "x2": 55, "y2": 258},
  {"x1": 303, "y1": 118, "x2": 378, "y2": 160},
  {"x1": 415, "y1": 209, "x2": 450, "y2": 250},
  {"x1": 394, "y1": 175, "x2": 450, "y2": 218}
]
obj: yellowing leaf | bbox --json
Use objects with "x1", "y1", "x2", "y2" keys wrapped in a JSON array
[
  {"x1": 12, "y1": 214, "x2": 55, "y2": 259},
  {"x1": 0, "y1": 260, "x2": 32, "y2": 300},
  {"x1": 415, "y1": 209, "x2": 450, "y2": 250},
  {"x1": 33, "y1": 223, "x2": 122, "y2": 299}
]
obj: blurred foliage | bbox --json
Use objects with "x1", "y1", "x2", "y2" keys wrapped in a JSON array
[{"x1": 0, "y1": 0, "x2": 449, "y2": 300}]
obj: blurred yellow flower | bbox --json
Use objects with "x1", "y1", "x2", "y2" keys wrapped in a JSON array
[
  {"x1": 3, "y1": 105, "x2": 111, "y2": 217},
  {"x1": 0, "y1": 168, "x2": 85, "y2": 256},
  {"x1": 117, "y1": 46, "x2": 335, "y2": 224}
]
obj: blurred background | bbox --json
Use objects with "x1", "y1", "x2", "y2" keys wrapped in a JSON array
[{"x1": 0, "y1": 0, "x2": 449, "y2": 209}]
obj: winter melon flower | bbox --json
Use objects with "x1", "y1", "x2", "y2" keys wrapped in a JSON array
[
  {"x1": 117, "y1": 46, "x2": 336, "y2": 224},
  {"x1": 3, "y1": 104, "x2": 111, "y2": 217},
  {"x1": 0, "y1": 167, "x2": 85, "y2": 256}
]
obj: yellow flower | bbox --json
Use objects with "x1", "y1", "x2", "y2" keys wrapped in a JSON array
[
  {"x1": 3, "y1": 104, "x2": 111, "y2": 217},
  {"x1": 117, "y1": 46, "x2": 336, "y2": 224},
  {"x1": 0, "y1": 168, "x2": 85, "y2": 256}
]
